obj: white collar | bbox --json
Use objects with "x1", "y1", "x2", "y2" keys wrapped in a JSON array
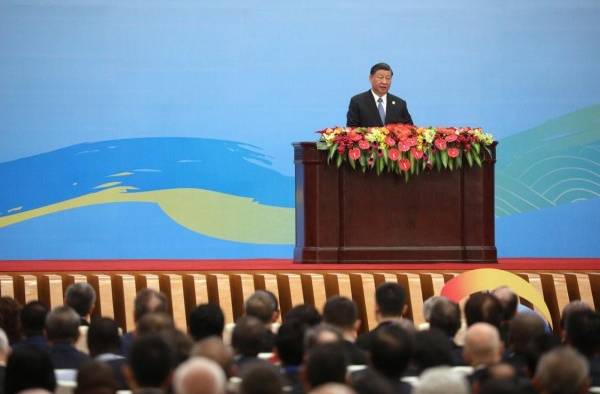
[{"x1": 371, "y1": 90, "x2": 387, "y2": 106}]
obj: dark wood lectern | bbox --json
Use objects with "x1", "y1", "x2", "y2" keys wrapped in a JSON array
[{"x1": 293, "y1": 142, "x2": 497, "y2": 263}]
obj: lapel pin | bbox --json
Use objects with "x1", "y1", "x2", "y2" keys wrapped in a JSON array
[{"x1": 392, "y1": 101, "x2": 396, "y2": 105}]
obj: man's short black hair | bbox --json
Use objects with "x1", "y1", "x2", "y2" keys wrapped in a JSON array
[
  {"x1": 87, "y1": 317, "x2": 121, "y2": 357},
  {"x1": 370, "y1": 323, "x2": 413, "y2": 379},
  {"x1": 429, "y1": 297, "x2": 461, "y2": 338},
  {"x1": 45, "y1": 305, "x2": 80, "y2": 342},
  {"x1": 129, "y1": 334, "x2": 174, "y2": 388},
  {"x1": 232, "y1": 315, "x2": 267, "y2": 357},
  {"x1": 21, "y1": 300, "x2": 49, "y2": 336},
  {"x1": 239, "y1": 361, "x2": 284, "y2": 394},
  {"x1": 412, "y1": 328, "x2": 454, "y2": 373},
  {"x1": 5, "y1": 346, "x2": 57, "y2": 394},
  {"x1": 323, "y1": 296, "x2": 358, "y2": 330},
  {"x1": 565, "y1": 309, "x2": 600, "y2": 357},
  {"x1": 370, "y1": 62, "x2": 393, "y2": 76},
  {"x1": 305, "y1": 342, "x2": 348, "y2": 388},
  {"x1": 284, "y1": 304, "x2": 322, "y2": 326},
  {"x1": 134, "y1": 288, "x2": 169, "y2": 322},
  {"x1": 188, "y1": 303, "x2": 225, "y2": 341},
  {"x1": 64, "y1": 283, "x2": 96, "y2": 317},
  {"x1": 465, "y1": 292, "x2": 503, "y2": 329},
  {"x1": 275, "y1": 319, "x2": 306, "y2": 366},
  {"x1": 375, "y1": 282, "x2": 406, "y2": 317}
]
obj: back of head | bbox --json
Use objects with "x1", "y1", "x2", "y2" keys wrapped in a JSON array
[
  {"x1": 428, "y1": 297, "x2": 461, "y2": 338},
  {"x1": 559, "y1": 300, "x2": 591, "y2": 333},
  {"x1": 323, "y1": 296, "x2": 359, "y2": 331},
  {"x1": 136, "y1": 312, "x2": 175, "y2": 336},
  {"x1": 244, "y1": 290, "x2": 278, "y2": 324},
  {"x1": 375, "y1": 283, "x2": 406, "y2": 318},
  {"x1": 21, "y1": 301, "x2": 49, "y2": 337},
  {"x1": 350, "y1": 369, "x2": 394, "y2": 394},
  {"x1": 304, "y1": 323, "x2": 344, "y2": 352},
  {"x1": 564, "y1": 309, "x2": 600, "y2": 357},
  {"x1": 231, "y1": 315, "x2": 267, "y2": 357},
  {"x1": 284, "y1": 303, "x2": 322, "y2": 327},
  {"x1": 0, "y1": 328, "x2": 9, "y2": 357},
  {"x1": 370, "y1": 323, "x2": 413, "y2": 379},
  {"x1": 305, "y1": 342, "x2": 349, "y2": 389},
  {"x1": 75, "y1": 360, "x2": 118, "y2": 394},
  {"x1": 422, "y1": 296, "x2": 443, "y2": 322},
  {"x1": 239, "y1": 360, "x2": 284, "y2": 394},
  {"x1": 134, "y1": 288, "x2": 169, "y2": 322},
  {"x1": 87, "y1": 317, "x2": 121, "y2": 357},
  {"x1": 464, "y1": 292, "x2": 503, "y2": 330},
  {"x1": 275, "y1": 318, "x2": 306, "y2": 366},
  {"x1": 128, "y1": 334, "x2": 174, "y2": 388},
  {"x1": 310, "y1": 383, "x2": 357, "y2": 394},
  {"x1": 188, "y1": 303, "x2": 225, "y2": 341},
  {"x1": 0, "y1": 296, "x2": 22, "y2": 344},
  {"x1": 508, "y1": 313, "x2": 546, "y2": 354},
  {"x1": 173, "y1": 356, "x2": 226, "y2": 394},
  {"x1": 534, "y1": 346, "x2": 589, "y2": 394},
  {"x1": 413, "y1": 328, "x2": 453, "y2": 373},
  {"x1": 464, "y1": 323, "x2": 502, "y2": 367},
  {"x1": 413, "y1": 366, "x2": 469, "y2": 394},
  {"x1": 493, "y1": 286, "x2": 519, "y2": 322},
  {"x1": 45, "y1": 305, "x2": 80, "y2": 342},
  {"x1": 64, "y1": 283, "x2": 96, "y2": 318},
  {"x1": 191, "y1": 337, "x2": 234, "y2": 377},
  {"x1": 5, "y1": 346, "x2": 57, "y2": 394}
]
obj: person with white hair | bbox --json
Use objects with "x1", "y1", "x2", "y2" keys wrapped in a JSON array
[
  {"x1": 413, "y1": 366, "x2": 469, "y2": 394},
  {"x1": 173, "y1": 357, "x2": 226, "y2": 394},
  {"x1": 534, "y1": 346, "x2": 590, "y2": 394}
]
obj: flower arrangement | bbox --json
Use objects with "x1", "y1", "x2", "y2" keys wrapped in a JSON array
[{"x1": 316, "y1": 124, "x2": 494, "y2": 181}]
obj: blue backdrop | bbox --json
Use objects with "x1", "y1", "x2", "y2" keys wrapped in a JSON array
[{"x1": 1, "y1": 0, "x2": 599, "y2": 259}]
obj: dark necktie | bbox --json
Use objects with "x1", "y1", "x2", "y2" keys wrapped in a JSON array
[{"x1": 377, "y1": 97, "x2": 385, "y2": 125}]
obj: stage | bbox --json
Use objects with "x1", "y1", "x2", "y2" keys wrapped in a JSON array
[{"x1": 0, "y1": 258, "x2": 598, "y2": 335}]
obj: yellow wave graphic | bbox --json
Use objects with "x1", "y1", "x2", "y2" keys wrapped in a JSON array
[{"x1": 0, "y1": 187, "x2": 294, "y2": 244}]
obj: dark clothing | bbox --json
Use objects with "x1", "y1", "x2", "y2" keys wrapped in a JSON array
[
  {"x1": 49, "y1": 341, "x2": 90, "y2": 370},
  {"x1": 590, "y1": 354, "x2": 600, "y2": 386},
  {"x1": 12, "y1": 335, "x2": 50, "y2": 354},
  {"x1": 347, "y1": 90, "x2": 413, "y2": 127},
  {"x1": 450, "y1": 340, "x2": 466, "y2": 366},
  {"x1": 260, "y1": 330, "x2": 276, "y2": 353},
  {"x1": 0, "y1": 365, "x2": 5, "y2": 394},
  {"x1": 120, "y1": 331, "x2": 134, "y2": 357},
  {"x1": 343, "y1": 340, "x2": 368, "y2": 365},
  {"x1": 281, "y1": 366, "x2": 303, "y2": 394},
  {"x1": 386, "y1": 378, "x2": 413, "y2": 394},
  {"x1": 96, "y1": 353, "x2": 128, "y2": 390},
  {"x1": 356, "y1": 320, "x2": 397, "y2": 352}
]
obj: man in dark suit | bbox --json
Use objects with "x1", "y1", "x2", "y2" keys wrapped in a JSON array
[{"x1": 347, "y1": 62, "x2": 413, "y2": 127}]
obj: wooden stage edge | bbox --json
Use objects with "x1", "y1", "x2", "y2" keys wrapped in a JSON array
[{"x1": 0, "y1": 258, "x2": 598, "y2": 334}]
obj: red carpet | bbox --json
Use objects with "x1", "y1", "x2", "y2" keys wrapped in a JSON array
[{"x1": 0, "y1": 258, "x2": 598, "y2": 272}]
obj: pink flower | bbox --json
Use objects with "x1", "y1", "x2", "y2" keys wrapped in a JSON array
[
  {"x1": 388, "y1": 148, "x2": 400, "y2": 161},
  {"x1": 349, "y1": 132, "x2": 363, "y2": 142},
  {"x1": 348, "y1": 148, "x2": 361, "y2": 160},
  {"x1": 399, "y1": 140, "x2": 411, "y2": 152},
  {"x1": 411, "y1": 147, "x2": 424, "y2": 160},
  {"x1": 358, "y1": 140, "x2": 370, "y2": 150},
  {"x1": 447, "y1": 148, "x2": 460, "y2": 158},
  {"x1": 399, "y1": 159, "x2": 411, "y2": 172},
  {"x1": 337, "y1": 145, "x2": 346, "y2": 154},
  {"x1": 445, "y1": 134, "x2": 458, "y2": 143},
  {"x1": 434, "y1": 138, "x2": 447, "y2": 151},
  {"x1": 385, "y1": 136, "x2": 396, "y2": 146}
]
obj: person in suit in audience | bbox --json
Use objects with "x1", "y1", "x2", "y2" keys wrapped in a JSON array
[
  {"x1": 191, "y1": 337, "x2": 234, "y2": 379},
  {"x1": 173, "y1": 356, "x2": 227, "y2": 394},
  {"x1": 88, "y1": 317, "x2": 127, "y2": 390},
  {"x1": 534, "y1": 347, "x2": 590, "y2": 394},
  {"x1": 124, "y1": 334, "x2": 175, "y2": 394},
  {"x1": 428, "y1": 297, "x2": 465, "y2": 366},
  {"x1": 504, "y1": 312, "x2": 547, "y2": 378},
  {"x1": 463, "y1": 323, "x2": 504, "y2": 388},
  {"x1": 45, "y1": 306, "x2": 90, "y2": 370},
  {"x1": 275, "y1": 319, "x2": 307, "y2": 394},
  {"x1": 413, "y1": 366, "x2": 469, "y2": 394},
  {"x1": 0, "y1": 297, "x2": 22, "y2": 345},
  {"x1": 4, "y1": 345, "x2": 56, "y2": 394},
  {"x1": 322, "y1": 296, "x2": 367, "y2": 365},
  {"x1": 347, "y1": 63, "x2": 413, "y2": 127},
  {"x1": 12, "y1": 301, "x2": 50, "y2": 353},
  {"x1": 563, "y1": 309, "x2": 600, "y2": 387},
  {"x1": 408, "y1": 329, "x2": 454, "y2": 376},
  {"x1": 231, "y1": 315, "x2": 268, "y2": 371},
  {"x1": 367, "y1": 324, "x2": 413, "y2": 394},
  {"x1": 75, "y1": 360, "x2": 118, "y2": 394},
  {"x1": 239, "y1": 360, "x2": 285, "y2": 394},
  {"x1": 304, "y1": 342, "x2": 349, "y2": 391},
  {"x1": 64, "y1": 283, "x2": 97, "y2": 354},
  {"x1": 188, "y1": 303, "x2": 225, "y2": 341},
  {"x1": 244, "y1": 290, "x2": 280, "y2": 352}
]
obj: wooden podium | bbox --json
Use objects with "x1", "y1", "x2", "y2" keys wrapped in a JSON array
[{"x1": 293, "y1": 142, "x2": 497, "y2": 263}]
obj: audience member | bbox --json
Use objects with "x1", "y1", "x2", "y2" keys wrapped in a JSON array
[
  {"x1": 284, "y1": 304, "x2": 322, "y2": 327},
  {"x1": 505, "y1": 312, "x2": 547, "y2": 377},
  {"x1": 304, "y1": 342, "x2": 348, "y2": 391},
  {"x1": 464, "y1": 292, "x2": 504, "y2": 331},
  {"x1": 304, "y1": 323, "x2": 344, "y2": 352},
  {"x1": 563, "y1": 308, "x2": 600, "y2": 386},
  {"x1": 0, "y1": 297, "x2": 22, "y2": 345},
  {"x1": 368, "y1": 323, "x2": 413, "y2": 394},
  {"x1": 309, "y1": 383, "x2": 356, "y2": 394},
  {"x1": 428, "y1": 296, "x2": 464, "y2": 365},
  {"x1": 558, "y1": 300, "x2": 591, "y2": 342},
  {"x1": 0, "y1": 328, "x2": 9, "y2": 394},
  {"x1": 136, "y1": 312, "x2": 175, "y2": 336},
  {"x1": 190, "y1": 337, "x2": 234, "y2": 378},
  {"x1": 239, "y1": 360, "x2": 284, "y2": 394},
  {"x1": 408, "y1": 328, "x2": 454, "y2": 376},
  {"x1": 75, "y1": 360, "x2": 118, "y2": 394},
  {"x1": 161, "y1": 328, "x2": 194, "y2": 367},
  {"x1": 275, "y1": 319, "x2": 307, "y2": 394},
  {"x1": 356, "y1": 282, "x2": 409, "y2": 351},
  {"x1": 13, "y1": 301, "x2": 49, "y2": 353},
  {"x1": 64, "y1": 283, "x2": 96, "y2": 326},
  {"x1": 4, "y1": 346, "x2": 56, "y2": 394},
  {"x1": 173, "y1": 357, "x2": 226, "y2": 394},
  {"x1": 350, "y1": 368, "x2": 394, "y2": 394},
  {"x1": 45, "y1": 305, "x2": 90, "y2": 369},
  {"x1": 463, "y1": 323, "x2": 503, "y2": 387},
  {"x1": 121, "y1": 288, "x2": 169, "y2": 355},
  {"x1": 124, "y1": 334, "x2": 174, "y2": 394},
  {"x1": 87, "y1": 317, "x2": 127, "y2": 389},
  {"x1": 231, "y1": 315, "x2": 268, "y2": 369},
  {"x1": 413, "y1": 366, "x2": 469, "y2": 394},
  {"x1": 323, "y1": 296, "x2": 367, "y2": 365},
  {"x1": 534, "y1": 346, "x2": 589, "y2": 394},
  {"x1": 244, "y1": 290, "x2": 279, "y2": 351},
  {"x1": 188, "y1": 303, "x2": 225, "y2": 341}
]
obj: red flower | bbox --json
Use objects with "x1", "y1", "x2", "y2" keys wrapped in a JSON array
[
  {"x1": 358, "y1": 140, "x2": 370, "y2": 150},
  {"x1": 349, "y1": 131, "x2": 363, "y2": 142},
  {"x1": 411, "y1": 147, "x2": 424, "y2": 159},
  {"x1": 445, "y1": 134, "x2": 458, "y2": 143},
  {"x1": 385, "y1": 136, "x2": 396, "y2": 146},
  {"x1": 399, "y1": 159, "x2": 411, "y2": 172},
  {"x1": 434, "y1": 138, "x2": 447, "y2": 151},
  {"x1": 348, "y1": 148, "x2": 361, "y2": 160},
  {"x1": 399, "y1": 140, "x2": 411, "y2": 152},
  {"x1": 388, "y1": 148, "x2": 400, "y2": 161},
  {"x1": 447, "y1": 147, "x2": 460, "y2": 158},
  {"x1": 337, "y1": 145, "x2": 346, "y2": 154}
]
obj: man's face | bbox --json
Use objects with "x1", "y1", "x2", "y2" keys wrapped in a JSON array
[{"x1": 369, "y1": 69, "x2": 392, "y2": 96}]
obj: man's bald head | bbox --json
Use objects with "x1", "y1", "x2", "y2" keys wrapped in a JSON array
[
  {"x1": 463, "y1": 322, "x2": 503, "y2": 366},
  {"x1": 173, "y1": 357, "x2": 226, "y2": 394}
]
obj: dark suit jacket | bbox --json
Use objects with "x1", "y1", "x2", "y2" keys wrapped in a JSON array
[
  {"x1": 49, "y1": 341, "x2": 90, "y2": 370},
  {"x1": 347, "y1": 90, "x2": 413, "y2": 127}
]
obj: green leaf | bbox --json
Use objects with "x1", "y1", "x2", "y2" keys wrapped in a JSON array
[
  {"x1": 449, "y1": 158, "x2": 454, "y2": 171},
  {"x1": 349, "y1": 155, "x2": 356, "y2": 169},
  {"x1": 457, "y1": 154, "x2": 463, "y2": 169},
  {"x1": 316, "y1": 141, "x2": 329, "y2": 150},
  {"x1": 472, "y1": 142, "x2": 481, "y2": 154},
  {"x1": 404, "y1": 171, "x2": 409, "y2": 183},
  {"x1": 377, "y1": 157, "x2": 384, "y2": 175},
  {"x1": 466, "y1": 150, "x2": 474, "y2": 167},
  {"x1": 435, "y1": 152, "x2": 442, "y2": 171},
  {"x1": 441, "y1": 150, "x2": 449, "y2": 169},
  {"x1": 336, "y1": 153, "x2": 343, "y2": 168},
  {"x1": 359, "y1": 155, "x2": 366, "y2": 168},
  {"x1": 328, "y1": 144, "x2": 338, "y2": 163},
  {"x1": 474, "y1": 151, "x2": 482, "y2": 167}
]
